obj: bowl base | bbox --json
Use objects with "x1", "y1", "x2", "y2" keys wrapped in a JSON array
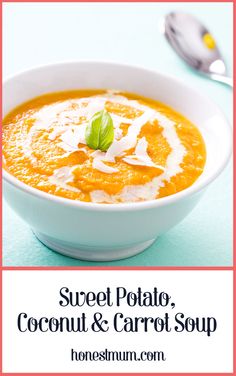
[{"x1": 33, "y1": 230, "x2": 156, "y2": 261}]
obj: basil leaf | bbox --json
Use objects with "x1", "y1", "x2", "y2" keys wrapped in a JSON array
[
  {"x1": 99, "y1": 111, "x2": 115, "y2": 151},
  {"x1": 85, "y1": 110, "x2": 114, "y2": 152},
  {"x1": 85, "y1": 111, "x2": 102, "y2": 150}
]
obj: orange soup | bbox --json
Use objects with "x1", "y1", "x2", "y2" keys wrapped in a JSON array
[{"x1": 2, "y1": 90, "x2": 206, "y2": 203}]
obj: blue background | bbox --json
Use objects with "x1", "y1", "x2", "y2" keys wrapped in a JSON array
[{"x1": 3, "y1": 2, "x2": 233, "y2": 266}]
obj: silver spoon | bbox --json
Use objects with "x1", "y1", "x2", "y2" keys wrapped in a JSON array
[{"x1": 164, "y1": 12, "x2": 233, "y2": 88}]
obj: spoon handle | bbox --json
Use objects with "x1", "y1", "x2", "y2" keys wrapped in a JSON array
[{"x1": 210, "y1": 73, "x2": 233, "y2": 88}]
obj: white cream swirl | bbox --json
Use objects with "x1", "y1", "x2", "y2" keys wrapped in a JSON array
[{"x1": 21, "y1": 92, "x2": 186, "y2": 202}]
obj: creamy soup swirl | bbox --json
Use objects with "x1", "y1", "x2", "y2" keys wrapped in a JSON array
[{"x1": 2, "y1": 90, "x2": 206, "y2": 203}]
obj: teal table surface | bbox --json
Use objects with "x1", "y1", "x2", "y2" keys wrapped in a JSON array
[{"x1": 3, "y1": 2, "x2": 233, "y2": 266}]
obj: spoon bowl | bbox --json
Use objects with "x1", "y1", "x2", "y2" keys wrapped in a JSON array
[{"x1": 164, "y1": 12, "x2": 232, "y2": 87}]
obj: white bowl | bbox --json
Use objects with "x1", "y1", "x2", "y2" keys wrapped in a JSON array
[{"x1": 3, "y1": 61, "x2": 232, "y2": 261}]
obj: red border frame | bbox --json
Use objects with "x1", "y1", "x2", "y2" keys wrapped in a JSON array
[{"x1": 0, "y1": 1, "x2": 235, "y2": 375}]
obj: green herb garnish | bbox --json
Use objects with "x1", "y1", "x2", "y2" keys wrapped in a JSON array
[{"x1": 85, "y1": 110, "x2": 114, "y2": 152}]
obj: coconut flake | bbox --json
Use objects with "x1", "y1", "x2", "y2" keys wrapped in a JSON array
[
  {"x1": 105, "y1": 109, "x2": 156, "y2": 162},
  {"x1": 123, "y1": 137, "x2": 165, "y2": 170},
  {"x1": 49, "y1": 166, "x2": 80, "y2": 193},
  {"x1": 85, "y1": 97, "x2": 107, "y2": 118},
  {"x1": 91, "y1": 150, "x2": 119, "y2": 174},
  {"x1": 59, "y1": 125, "x2": 87, "y2": 152},
  {"x1": 93, "y1": 159, "x2": 119, "y2": 174},
  {"x1": 110, "y1": 113, "x2": 133, "y2": 128},
  {"x1": 90, "y1": 190, "x2": 115, "y2": 203}
]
